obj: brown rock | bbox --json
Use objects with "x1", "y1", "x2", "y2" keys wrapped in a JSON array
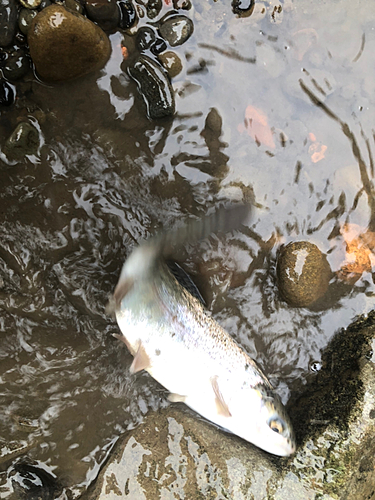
[
  {"x1": 28, "y1": 5, "x2": 111, "y2": 82},
  {"x1": 277, "y1": 241, "x2": 331, "y2": 307}
]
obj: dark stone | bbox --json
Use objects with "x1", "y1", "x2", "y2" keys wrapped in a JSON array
[
  {"x1": 2, "y1": 48, "x2": 30, "y2": 81},
  {"x1": 158, "y1": 50, "x2": 182, "y2": 78},
  {"x1": 145, "y1": 0, "x2": 161, "y2": 19},
  {"x1": 28, "y1": 5, "x2": 111, "y2": 82},
  {"x1": 118, "y1": 0, "x2": 137, "y2": 29},
  {"x1": 150, "y1": 37, "x2": 167, "y2": 55},
  {"x1": 0, "y1": 0, "x2": 18, "y2": 47},
  {"x1": 19, "y1": 0, "x2": 41, "y2": 8},
  {"x1": 172, "y1": 0, "x2": 191, "y2": 9},
  {"x1": 85, "y1": 0, "x2": 120, "y2": 30},
  {"x1": 38, "y1": 0, "x2": 51, "y2": 9},
  {"x1": 19, "y1": 8, "x2": 38, "y2": 35},
  {"x1": 277, "y1": 241, "x2": 332, "y2": 307},
  {"x1": 11, "y1": 460, "x2": 62, "y2": 500},
  {"x1": 0, "y1": 50, "x2": 7, "y2": 64},
  {"x1": 64, "y1": 0, "x2": 83, "y2": 14},
  {"x1": 231, "y1": 0, "x2": 255, "y2": 17},
  {"x1": 159, "y1": 14, "x2": 194, "y2": 47},
  {"x1": 4, "y1": 121, "x2": 40, "y2": 158},
  {"x1": 135, "y1": 26, "x2": 156, "y2": 51},
  {"x1": 128, "y1": 54, "x2": 175, "y2": 119},
  {"x1": 0, "y1": 79, "x2": 15, "y2": 106}
]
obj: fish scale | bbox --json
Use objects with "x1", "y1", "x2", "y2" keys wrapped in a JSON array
[{"x1": 110, "y1": 204, "x2": 296, "y2": 456}]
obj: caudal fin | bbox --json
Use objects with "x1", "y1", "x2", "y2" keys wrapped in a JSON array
[{"x1": 107, "y1": 203, "x2": 251, "y2": 313}]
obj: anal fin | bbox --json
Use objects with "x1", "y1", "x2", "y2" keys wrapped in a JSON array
[
  {"x1": 130, "y1": 343, "x2": 151, "y2": 374},
  {"x1": 211, "y1": 376, "x2": 232, "y2": 417}
]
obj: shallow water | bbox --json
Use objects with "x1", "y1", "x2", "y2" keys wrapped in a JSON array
[{"x1": 1, "y1": 0, "x2": 375, "y2": 496}]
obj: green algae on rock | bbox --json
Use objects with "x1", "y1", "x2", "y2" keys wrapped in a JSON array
[
  {"x1": 27, "y1": 5, "x2": 111, "y2": 82},
  {"x1": 277, "y1": 241, "x2": 332, "y2": 308}
]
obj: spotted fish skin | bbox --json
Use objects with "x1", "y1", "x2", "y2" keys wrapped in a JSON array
[{"x1": 110, "y1": 205, "x2": 296, "y2": 456}]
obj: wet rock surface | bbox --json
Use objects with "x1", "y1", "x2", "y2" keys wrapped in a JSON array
[
  {"x1": 128, "y1": 54, "x2": 175, "y2": 119},
  {"x1": 158, "y1": 14, "x2": 194, "y2": 47},
  {"x1": 0, "y1": 0, "x2": 18, "y2": 47},
  {"x1": 4, "y1": 120, "x2": 40, "y2": 158},
  {"x1": 83, "y1": 312, "x2": 375, "y2": 500},
  {"x1": 118, "y1": 0, "x2": 137, "y2": 30},
  {"x1": 277, "y1": 241, "x2": 332, "y2": 308},
  {"x1": 158, "y1": 50, "x2": 182, "y2": 78},
  {"x1": 85, "y1": 0, "x2": 120, "y2": 31},
  {"x1": 2, "y1": 47, "x2": 30, "y2": 81},
  {"x1": 27, "y1": 5, "x2": 111, "y2": 82},
  {"x1": 18, "y1": 8, "x2": 38, "y2": 35},
  {"x1": 0, "y1": 79, "x2": 15, "y2": 106}
]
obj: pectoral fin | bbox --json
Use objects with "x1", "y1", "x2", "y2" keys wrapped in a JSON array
[
  {"x1": 105, "y1": 278, "x2": 134, "y2": 316},
  {"x1": 168, "y1": 393, "x2": 187, "y2": 403},
  {"x1": 211, "y1": 376, "x2": 232, "y2": 417},
  {"x1": 130, "y1": 343, "x2": 151, "y2": 374},
  {"x1": 112, "y1": 333, "x2": 135, "y2": 355},
  {"x1": 114, "y1": 278, "x2": 135, "y2": 308}
]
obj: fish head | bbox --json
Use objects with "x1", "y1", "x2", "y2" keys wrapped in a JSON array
[{"x1": 248, "y1": 384, "x2": 296, "y2": 456}]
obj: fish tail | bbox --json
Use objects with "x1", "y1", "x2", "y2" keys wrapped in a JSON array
[
  {"x1": 108, "y1": 203, "x2": 250, "y2": 311},
  {"x1": 155, "y1": 203, "x2": 251, "y2": 257}
]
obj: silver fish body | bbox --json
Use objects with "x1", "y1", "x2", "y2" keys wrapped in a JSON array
[{"x1": 111, "y1": 206, "x2": 296, "y2": 456}]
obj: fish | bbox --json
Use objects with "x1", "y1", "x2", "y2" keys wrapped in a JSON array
[{"x1": 108, "y1": 204, "x2": 296, "y2": 456}]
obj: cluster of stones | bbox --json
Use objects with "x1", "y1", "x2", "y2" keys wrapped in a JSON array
[{"x1": 0, "y1": 0, "x2": 194, "y2": 119}]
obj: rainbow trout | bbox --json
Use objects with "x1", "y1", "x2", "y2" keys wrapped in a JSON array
[{"x1": 109, "y1": 205, "x2": 296, "y2": 456}]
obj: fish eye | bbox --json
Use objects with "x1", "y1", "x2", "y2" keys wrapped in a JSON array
[{"x1": 269, "y1": 418, "x2": 285, "y2": 434}]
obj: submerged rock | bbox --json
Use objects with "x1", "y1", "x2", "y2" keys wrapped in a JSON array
[
  {"x1": 0, "y1": 0, "x2": 18, "y2": 47},
  {"x1": 0, "y1": 79, "x2": 15, "y2": 106},
  {"x1": 19, "y1": 0, "x2": 41, "y2": 8},
  {"x1": 135, "y1": 26, "x2": 156, "y2": 51},
  {"x1": 277, "y1": 241, "x2": 331, "y2": 307},
  {"x1": 4, "y1": 121, "x2": 40, "y2": 158},
  {"x1": 145, "y1": 0, "x2": 161, "y2": 19},
  {"x1": 10, "y1": 460, "x2": 62, "y2": 499},
  {"x1": 172, "y1": 0, "x2": 191, "y2": 10},
  {"x1": 150, "y1": 37, "x2": 167, "y2": 56},
  {"x1": 232, "y1": 0, "x2": 255, "y2": 17},
  {"x1": 28, "y1": 5, "x2": 111, "y2": 82},
  {"x1": 158, "y1": 14, "x2": 194, "y2": 47},
  {"x1": 2, "y1": 47, "x2": 30, "y2": 81},
  {"x1": 18, "y1": 9, "x2": 38, "y2": 35},
  {"x1": 118, "y1": 0, "x2": 137, "y2": 30},
  {"x1": 85, "y1": 0, "x2": 120, "y2": 30},
  {"x1": 158, "y1": 50, "x2": 182, "y2": 78},
  {"x1": 64, "y1": 0, "x2": 84, "y2": 14},
  {"x1": 82, "y1": 311, "x2": 375, "y2": 499},
  {"x1": 128, "y1": 55, "x2": 175, "y2": 119}
]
